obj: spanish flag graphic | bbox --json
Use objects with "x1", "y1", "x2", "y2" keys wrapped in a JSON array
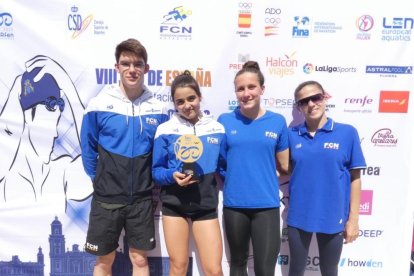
[
  {"x1": 238, "y1": 13, "x2": 251, "y2": 28},
  {"x1": 265, "y1": 26, "x2": 278, "y2": 36}
]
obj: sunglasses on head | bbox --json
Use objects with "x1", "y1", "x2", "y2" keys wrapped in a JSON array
[{"x1": 296, "y1": 93, "x2": 325, "y2": 107}]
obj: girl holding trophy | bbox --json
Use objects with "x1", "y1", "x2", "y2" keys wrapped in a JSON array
[{"x1": 152, "y1": 71, "x2": 225, "y2": 276}]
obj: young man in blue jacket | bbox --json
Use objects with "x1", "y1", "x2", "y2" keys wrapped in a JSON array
[{"x1": 80, "y1": 38, "x2": 168, "y2": 276}]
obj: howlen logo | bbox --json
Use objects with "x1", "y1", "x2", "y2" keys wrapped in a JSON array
[
  {"x1": 340, "y1": 257, "x2": 383, "y2": 268},
  {"x1": 378, "y1": 91, "x2": 409, "y2": 113}
]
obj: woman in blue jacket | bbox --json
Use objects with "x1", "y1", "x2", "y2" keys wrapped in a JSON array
[{"x1": 152, "y1": 71, "x2": 224, "y2": 276}]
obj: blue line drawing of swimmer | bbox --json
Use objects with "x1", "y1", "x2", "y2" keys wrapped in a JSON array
[{"x1": 0, "y1": 55, "x2": 92, "y2": 213}]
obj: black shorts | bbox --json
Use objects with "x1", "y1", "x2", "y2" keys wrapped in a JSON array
[
  {"x1": 85, "y1": 198, "x2": 156, "y2": 256},
  {"x1": 162, "y1": 204, "x2": 217, "y2": 221}
]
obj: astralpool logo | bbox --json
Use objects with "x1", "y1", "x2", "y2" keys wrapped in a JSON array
[
  {"x1": 340, "y1": 258, "x2": 383, "y2": 268},
  {"x1": 366, "y1": 65, "x2": 412, "y2": 78}
]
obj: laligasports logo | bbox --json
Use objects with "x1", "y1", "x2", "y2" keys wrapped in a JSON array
[
  {"x1": 378, "y1": 91, "x2": 409, "y2": 113},
  {"x1": 292, "y1": 16, "x2": 311, "y2": 38},
  {"x1": 264, "y1": 8, "x2": 281, "y2": 37},
  {"x1": 356, "y1": 15, "x2": 374, "y2": 40},
  {"x1": 303, "y1": 63, "x2": 357, "y2": 74},
  {"x1": 340, "y1": 258, "x2": 383, "y2": 268},
  {"x1": 67, "y1": 6, "x2": 93, "y2": 39},
  {"x1": 382, "y1": 17, "x2": 413, "y2": 42},
  {"x1": 0, "y1": 12, "x2": 13, "y2": 39},
  {"x1": 344, "y1": 95, "x2": 374, "y2": 114},
  {"x1": 366, "y1": 65, "x2": 412, "y2": 78},
  {"x1": 160, "y1": 6, "x2": 192, "y2": 40},
  {"x1": 359, "y1": 190, "x2": 373, "y2": 215},
  {"x1": 266, "y1": 52, "x2": 298, "y2": 78},
  {"x1": 236, "y1": 2, "x2": 253, "y2": 37},
  {"x1": 303, "y1": 63, "x2": 314, "y2": 74}
]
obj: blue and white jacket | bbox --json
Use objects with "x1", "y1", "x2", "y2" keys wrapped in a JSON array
[
  {"x1": 80, "y1": 84, "x2": 168, "y2": 204},
  {"x1": 152, "y1": 113, "x2": 225, "y2": 211}
]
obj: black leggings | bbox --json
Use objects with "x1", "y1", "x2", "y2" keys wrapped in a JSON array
[
  {"x1": 287, "y1": 226, "x2": 343, "y2": 276},
  {"x1": 223, "y1": 207, "x2": 280, "y2": 276}
]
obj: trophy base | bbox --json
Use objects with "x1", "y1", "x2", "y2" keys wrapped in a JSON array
[{"x1": 182, "y1": 162, "x2": 199, "y2": 181}]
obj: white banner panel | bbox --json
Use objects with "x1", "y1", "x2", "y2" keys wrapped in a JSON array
[{"x1": 0, "y1": 0, "x2": 413, "y2": 275}]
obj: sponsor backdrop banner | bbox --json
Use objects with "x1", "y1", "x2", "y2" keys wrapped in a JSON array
[{"x1": 0, "y1": 0, "x2": 413, "y2": 275}]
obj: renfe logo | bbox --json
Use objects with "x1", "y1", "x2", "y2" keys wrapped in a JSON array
[
  {"x1": 359, "y1": 190, "x2": 373, "y2": 215},
  {"x1": 379, "y1": 91, "x2": 409, "y2": 113}
]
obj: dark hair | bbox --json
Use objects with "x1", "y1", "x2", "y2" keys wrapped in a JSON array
[
  {"x1": 234, "y1": 61, "x2": 265, "y2": 86},
  {"x1": 294, "y1": 80, "x2": 325, "y2": 100},
  {"x1": 170, "y1": 70, "x2": 202, "y2": 100},
  {"x1": 115, "y1": 38, "x2": 148, "y2": 64}
]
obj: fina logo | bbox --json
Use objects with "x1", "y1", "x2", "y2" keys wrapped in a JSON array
[{"x1": 292, "y1": 16, "x2": 311, "y2": 38}]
